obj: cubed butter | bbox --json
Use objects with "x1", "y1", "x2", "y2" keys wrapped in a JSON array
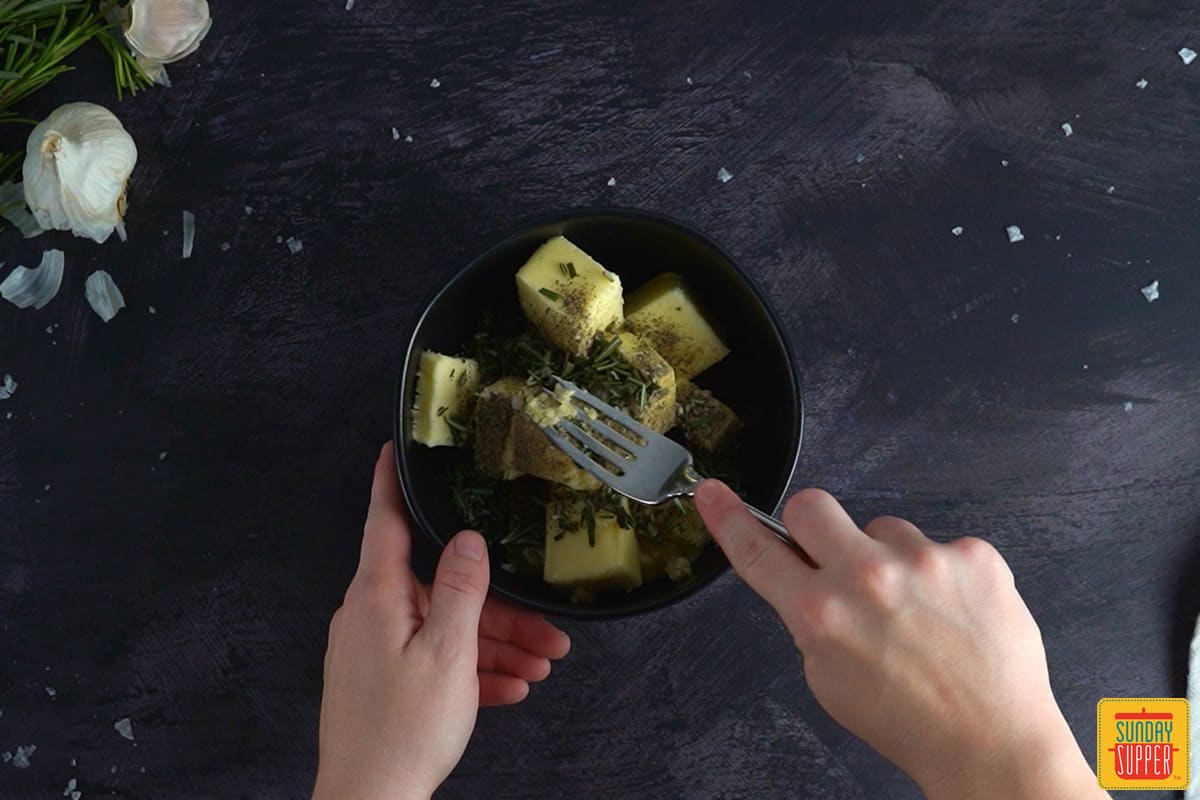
[
  {"x1": 411, "y1": 351, "x2": 479, "y2": 447},
  {"x1": 616, "y1": 331, "x2": 676, "y2": 433},
  {"x1": 544, "y1": 499, "x2": 643, "y2": 590},
  {"x1": 676, "y1": 380, "x2": 741, "y2": 452},
  {"x1": 516, "y1": 236, "x2": 624, "y2": 356},
  {"x1": 624, "y1": 273, "x2": 730, "y2": 380},
  {"x1": 473, "y1": 377, "x2": 600, "y2": 490}
]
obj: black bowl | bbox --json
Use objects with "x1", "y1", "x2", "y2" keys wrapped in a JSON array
[{"x1": 394, "y1": 208, "x2": 802, "y2": 619}]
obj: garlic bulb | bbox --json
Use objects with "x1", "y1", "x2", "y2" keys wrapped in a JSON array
[
  {"x1": 122, "y1": 0, "x2": 212, "y2": 86},
  {"x1": 22, "y1": 103, "x2": 138, "y2": 244}
]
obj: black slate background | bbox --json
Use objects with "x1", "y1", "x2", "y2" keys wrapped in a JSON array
[{"x1": 2, "y1": 1, "x2": 1199, "y2": 798}]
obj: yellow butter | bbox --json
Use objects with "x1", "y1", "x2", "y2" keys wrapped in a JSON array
[
  {"x1": 411, "y1": 351, "x2": 479, "y2": 447},
  {"x1": 516, "y1": 236, "x2": 624, "y2": 356},
  {"x1": 624, "y1": 273, "x2": 729, "y2": 380},
  {"x1": 544, "y1": 499, "x2": 643, "y2": 590}
]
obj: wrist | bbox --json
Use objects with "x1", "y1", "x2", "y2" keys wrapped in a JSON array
[
  {"x1": 920, "y1": 716, "x2": 1107, "y2": 800},
  {"x1": 312, "y1": 769, "x2": 434, "y2": 800}
]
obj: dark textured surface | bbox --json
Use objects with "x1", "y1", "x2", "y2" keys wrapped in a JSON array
[{"x1": 2, "y1": 1, "x2": 1198, "y2": 798}]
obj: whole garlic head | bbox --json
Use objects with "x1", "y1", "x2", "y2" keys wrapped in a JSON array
[
  {"x1": 123, "y1": 0, "x2": 212, "y2": 85},
  {"x1": 22, "y1": 103, "x2": 138, "y2": 244}
]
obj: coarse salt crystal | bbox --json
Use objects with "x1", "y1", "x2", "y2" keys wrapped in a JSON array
[
  {"x1": 1001, "y1": 159, "x2": 1009, "y2": 167},
  {"x1": 286, "y1": 236, "x2": 304, "y2": 254},
  {"x1": 606, "y1": 177, "x2": 616, "y2": 187},
  {"x1": 404, "y1": 135, "x2": 413, "y2": 143},
  {"x1": 1061, "y1": 122, "x2": 1073, "y2": 136},
  {"x1": 951, "y1": 226, "x2": 963, "y2": 236},
  {"x1": 855, "y1": 153, "x2": 865, "y2": 164},
  {"x1": 429, "y1": 78, "x2": 441, "y2": 88},
  {"x1": 63, "y1": 777, "x2": 76, "y2": 796},
  {"x1": 1106, "y1": 185, "x2": 1115, "y2": 194},
  {"x1": 1180, "y1": 47, "x2": 1197, "y2": 65},
  {"x1": 391, "y1": 128, "x2": 400, "y2": 141},
  {"x1": 114, "y1": 717, "x2": 134, "y2": 740},
  {"x1": 1136, "y1": 78, "x2": 1148, "y2": 89},
  {"x1": 148, "y1": 306, "x2": 157, "y2": 314},
  {"x1": 220, "y1": 242, "x2": 231, "y2": 252},
  {"x1": 11, "y1": 745, "x2": 35, "y2": 769},
  {"x1": 716, "y1": 167, "x2": 733, "y2": 183},
  {"x1": 1, "y1": 374, "x2": 17, "y2": 400},
  {"x1": 686, "y1": 77, "x2": 693, "y2": 85},
  {"x1": 345, "y1": 0, "x2": 354, "y2": 9},
  {"x1": 1123, "y1": 401, "x2": 1133, "y2": 412},
  {"x1": 1010, "y1": 313, "x2": 1020, "y2": 324},
  {"x1": 1140, "y1": 280, "x2": 1159, "y2": 302},
  {"x1": 1005, "y1": 225, "x2": 1024, "y2": 243},
  {"x1": 159, "y1": 451, "x2": 168, "y2": 461},
  {"x1": 45, "y1": 685, "x2": 55, "y2": 695}
]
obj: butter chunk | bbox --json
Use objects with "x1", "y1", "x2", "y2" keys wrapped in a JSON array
[
  {"x1": 615, "y1": 331, "x2": 676, "y2": 433},
  {"x1": 516, "y1": 236, "x2": 623, "y2": 356},
  {"x1": 544, "y1": 499, "x2": 643, "y2": 590},
  {"x1": 411, "y1": 351, "x2": 479, "y2": 447},
  {"x1": 624, "y1": 273, "x2": 729, "y2": 380},
  {"x1": 473, "y1": 377, "x2": 600, "y2": 490},
  {"x1": 676, "y1": 380, "x2": 741, "y2": 452}
]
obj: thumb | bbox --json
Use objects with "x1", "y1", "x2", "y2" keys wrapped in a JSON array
[{"x1": 421, "y1": 531, "x2": 491, "y2": 655}]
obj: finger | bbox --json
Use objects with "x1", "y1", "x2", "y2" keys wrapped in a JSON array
[
  {"x1": 479, "y1": 637, "x2": 553, "y2": 682},
  {"x1": 479, "y1": 597, "x2": 571, "y2": 660},
  {"x1": 862, "y1": 515, "x2": 928, "y2": 551},
  {"x1": 781, "y1": 489, "x2": 873, "y2": 566},
  {"x1": 479, "y1": 673, "x2": 530, "y2": 707},
  {"x1": 695, "y1": 480, "x2": 812, "y2": 613},
  {"x1": 421, "y1": 531, "x2": 491, "y2": 655},
  {"x1": 356, "y1": 441, "x2": 412, "y2": 582}
]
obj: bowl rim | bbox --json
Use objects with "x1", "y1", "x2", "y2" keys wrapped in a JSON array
[{"x1": 393, "y1": 206, "x2": 804, "y2": 619}]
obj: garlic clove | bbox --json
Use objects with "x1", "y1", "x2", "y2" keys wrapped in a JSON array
[
  {"x1": 124, "y1": 0, "x2": 212, "y2": 65},
  {"x1": 23, "y1": 103, "x2": 138, "y2": 244},
  {"x1": 0, "y1": 182, "x2": 46, "y2": 238},
  {"x1": 1, "y1": 250, "x2": 65, "y2": 310}
]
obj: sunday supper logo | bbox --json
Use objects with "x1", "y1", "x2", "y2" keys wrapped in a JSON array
[{"x1": 1096, "y1": 698, "x2": 1189, "y2": 790}]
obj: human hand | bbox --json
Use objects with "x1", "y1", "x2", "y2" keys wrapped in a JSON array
[
  {"x1": 312, "y1": 443, "x2": 571, "y2": 800},
  {"x1": 694, "y1": 482, "x2": 1108, "y2": 800}
]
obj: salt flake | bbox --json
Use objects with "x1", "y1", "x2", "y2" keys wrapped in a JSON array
[
  {"x1": 45, "y1": 685, "x2": 55, "y2": 695},
  {"x1": 429, "y1": 78, "x2": 441, "y2": 88},
  {"x1": 1011, "y1": 314, "x2": 1020, "y2": 324},
  {"x1": 1005, "y1": 225, "x2": 1024, "y2": 243},
  {"x1": 404, "y1": 135, "x2": 413, "y2": 143},
  {"x1": 951, "y1": 226, "x2": 963, "y2": 236},
  {"x1": 286, "y1": 236, "x2": 304, "y2": 254},
  {"x1": 1180, "y1": 47, "x2": 1197, "y2": 65},
  {"x1": 159, "y1": 451, "x2": 168, "y2": 461},
  {"x1": 1136, "y1": 78, "x2": 1148, "y2": 89},
  {"x1": 11, "y1": 745, "x2": 36, "y2": 769},
  {"x1": 716, "y1": 167, "x2": 733, "y2": 183},
  {"x1": 1061, "y1": 122, "x2": 1073, "y2": 136},
  {"x1": 1123, "y1": 401, "x2": 1133, "y2": 412},
  {"x1": 0, "y1": 374, "x2": 16, "y2": 400},
  {"x1": 606, "y1": 177, "x2": 616, "y2": 187},
  {"x1": 71, "y1": 792, "x2": 81, "y2": 800},
  {"x1": 1140, "y1": 280, "x2": 1159, "y2": 302},
  {"x1": 345, "y1": 0, "x2": 355, "y2": 9},
  {"x1": 114, "y1": 717, "x2": 134, "y2": 740},
  {"x1": 64, "y1": 777, "x2": 76, "y2": 796},
  {"x1": 391, "y1": 128, "x2": 400, "y2": 141}
]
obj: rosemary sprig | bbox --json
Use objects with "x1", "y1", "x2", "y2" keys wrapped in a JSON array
[{"x1": 0, "y1": 1, "x2": 150, "y2": 180}]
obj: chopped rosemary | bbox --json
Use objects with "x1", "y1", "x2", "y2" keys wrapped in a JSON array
[{"x1": 538, "y1": 287, "x2": 561, "y2": 302}]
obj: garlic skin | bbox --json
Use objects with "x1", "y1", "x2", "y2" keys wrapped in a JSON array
[
  {"x1": 22, "y1": 103, "x2": 138, "y2": 244},
  {"x1": 123, "y1": 0, "x2": 212, "y2": 86}
]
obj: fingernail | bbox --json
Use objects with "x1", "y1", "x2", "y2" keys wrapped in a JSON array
[
  {"x1": 380, "y1": 440, "x2": 392, "y2": 456},
  {"x1": 695, "y1": 480, "x2": 720, "y2": 506},
  {"x1": 454, "y1": 532, "x2": 484, "y2": 561}
]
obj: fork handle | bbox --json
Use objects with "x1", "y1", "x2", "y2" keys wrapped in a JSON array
[{"x1": 746, "y1": 505, "x2": 795, "y2": 546}]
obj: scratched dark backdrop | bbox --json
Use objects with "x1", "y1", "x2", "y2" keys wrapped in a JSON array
[{"x1": 2, "y1": 0, "x2": 1198, "y2": 798}]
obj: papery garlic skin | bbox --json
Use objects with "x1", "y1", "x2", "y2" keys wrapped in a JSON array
[
  {"x1": 123, "y1": 0, "x2": 212, "y2": 86},
  {"x1": 22, "y1": 103, "x2": 138, "y2": 244}
]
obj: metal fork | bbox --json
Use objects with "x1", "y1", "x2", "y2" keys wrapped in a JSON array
[{"x1": 538, "y1": 377, "x2": 800, "y2": 551}]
